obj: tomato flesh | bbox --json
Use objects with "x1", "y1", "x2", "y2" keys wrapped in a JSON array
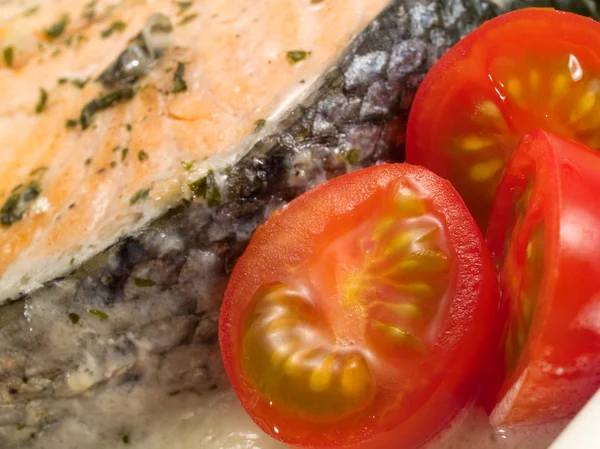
[
  {"x1": 486, "y1": 130, "x2": 600, "y2": 426},
  {"x1": 406, "y1": 8, "x2": 600, "y2": 230},
  {"x1": 220, "y1": 164, "x2": 498, "y2": 448}
]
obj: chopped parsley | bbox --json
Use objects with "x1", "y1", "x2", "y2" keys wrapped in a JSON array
[
  {"x1": 44, "y1": 14, "x2": 70, "y2": 40},
  {"x1": 101, "y1": 21, "x2": 127, "y2": 38},
  {"x1": 254, "y1": 118, "x2": 266, "y2": 132},
  {"x1": 3, "y1": 46, "x2": 14, "y2": 67},
  {"x1": 71, "y1": 78, "x2": 90, "y2": 88},
  {"x1": 345, "y1": 148, "x2": 361, "y2": 165},
  {"x1": 23, "y1": 6, "x2": 39, "y2": 16},
  {"x1": 189, "y1": 170, "x2": 221, "y2": 207},
  {"x1": 30, "y1": 166, "x2": 48, "y2": 177},
  {"x1": 181, "y1": 161, "x2": 195, "y2": 171},
  {"x1": 178, "y1": 13, "x2": 198, "y2": 26},
  {"x1": 35, "y1": 88, "x2": 48, "y2": 113},
  {"x1": 110, "y1": 161, "x2": 117, "y2": 168},
  {"x1": 85, "y1": 158, "x2": 92, "y2": 165},
  {"x1": 177, "y1": 1, "x2": 193, "y2": 14},
  {"x1": 125, "y1": 123, "x2": 132, "y2": 131},
  {"x1": 66, "y1": 119, "x2": 78, "y2": 128},
  {"x1": 122, "y1": 434, "x2": 131, "y2": 444},
  {"x1": 172, "y1": 62, "x2": 187, "y2": 93},
  {"x1": 138, "y1": 150, "x2": 149, "y2": 162},
  {"x1": 58, "y1": 77, "x2": 68, "y2": 85},
  {"x1": 286, "y1": 50, "x2": 309, "y2": 63},
  {"x1": 88, "y1": 309, "x2": 108, "y2": 320},
  {"x1": 80, "y1": 87, "x2": 134, "y2": 129},
  {"x1": 68, "y1": 312, "x2": 80, "y2": 324},
  {"x1": 130, "y1": 188, "x2": 151, "y2": 205},
  {"x1": 1, "y1": 182, "x2": 41, "y2": 226},
  {"x1": 121, "y1": 148, "x2": 129, "y2": 160},
  {"x1": 82, "y1": 0, "x2": 97, "y2": 21},
  {"x1": 134, "y1": 278, "x2": 156, "y2": 287}
]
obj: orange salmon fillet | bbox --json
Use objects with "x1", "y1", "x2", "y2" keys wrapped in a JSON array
[{"x1": 0, "y1": 0, "x2": 390, "y2": 302}]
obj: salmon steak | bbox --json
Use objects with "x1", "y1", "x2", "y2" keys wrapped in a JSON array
[{"x1": 0, "y1": 0, "x2": 597, "y2": 448}]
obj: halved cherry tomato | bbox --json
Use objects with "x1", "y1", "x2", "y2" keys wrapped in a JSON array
[
  {"x1": 406, "y1": 8, "x2": 600, "y2": 230},
  {"x1": 220, "y1": 164, "x2": 498, "y2": 448},
  {"x1": 486, "y1": 130, "x2": 600, "y2": 427}
]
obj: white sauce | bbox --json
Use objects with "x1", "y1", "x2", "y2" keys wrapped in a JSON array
[{"x1": 120, "y1": 388, "x2": 566, "y2": 449}]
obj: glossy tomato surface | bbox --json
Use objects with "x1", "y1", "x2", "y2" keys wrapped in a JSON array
[
  {"x1": 407, "y1": 8, "x2": 600, "y2": 230},
  {"x1": 220, "y1": 164, "x2": 498, "y2": 449},
  {"x1": 486, "y1": 130, "x2": 600, "y2": 427}
]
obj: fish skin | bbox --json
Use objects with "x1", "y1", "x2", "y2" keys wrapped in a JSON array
[{"x1": 0, "y1": 0, "x2": 596, "y2": 448}]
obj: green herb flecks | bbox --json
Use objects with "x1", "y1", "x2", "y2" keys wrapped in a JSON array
[
  {"x1": 58, "y1": 77, "x2": 68, "y2": 85},
  {"x1": 68, "y1": 313, "x2": 80, "y2": 324},
  {"x1": 35, "y1": 88, "x2": 48, "y2": 113},
  {"x1": 130, "y1": 188, "x2": 151, "y2": 205},
  {"x1": 101, "y1": 21, "x2": 127, "y2": 38},
  {"x1": 345, "y1": 148, "x2": 361, "y2": 165},
  {"x1": 121, "y1": 148, "x2": 129, "y2": 160},
  {"x1": 178, "y1": 13, "x2": 198, "y2": 26},
  {"x1": 125, "y1": 123, "x2": 132, "y2": 131},
  {"x1": 3, "y1": 46, "x2": 14, "y2": 67},
  {"x1": 30, "y1": 166, "x2": 48, "y2": 177},
  {"x1": 66, "y1": 119, "x2": 78, "y2": 128},
  {"x1": 80, "y1": 87, "x2": 134, "y2": 130},
  {"x1": 88, "y1": 309, "x2": 108, "y2": 320},
  {"x1": 254, "y1": 118, "x2": 266, "y2": 132},
  {"x1": 122, "y1": 434, "x2": 131, "y2": 444},
  {"x1": 134, "y1": 278, "x2": 156, "y2": 288},
  {"x1": 85, "y1": 158, "x2": 92, "y2": 166},
  {"x1": 82, "y1": 0, "x2": 97, "y2": 21},
  {"x1": 181, "y1": 161, "x2": 195, "y2": 171},
  {"x1": 1, "y1": 182, "x2": 41, "y2": 226},
  {"x1": 189, "y1": 170, "x2": 221, "y2": 207},
  {"x1": 110, "y1": 161, "x2": 117, "y2": 168},
  {"x1": 23, "y1": 6, "x2": 39, "y2": 16},
  {"x1": 172, "y1": 62, "x2": 187, "y2": 93},
  {"x1": 177, "y1": 1, "x2": 192, "y2": 14},
  {"x1": 138, "y1": 150, "x2": 149, "y2": 162},
  {"x1": 71, "y1": 78, "x2": 90, "y2": 88},
  {"x1": 286, "y1": 50, "x2": 310, "y2": 63},
  {"x1": 44, "y1": 14, "x2": 70, "y2": 40}
]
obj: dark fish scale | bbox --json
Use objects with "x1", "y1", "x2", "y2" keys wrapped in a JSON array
[{"x1": 0, "y1": 0, "x2": 597, "y2": 447}]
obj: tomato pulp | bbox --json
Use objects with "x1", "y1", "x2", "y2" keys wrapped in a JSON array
[
  {"x1": 406, "y1": 8, "x2": 600, "y2": 230},
  {"x1": 486, "y1": 130, "x2": 600, "y2": 427},
  {"x1": 220, "y1": 164, "x2": 498, "y2": 448}
]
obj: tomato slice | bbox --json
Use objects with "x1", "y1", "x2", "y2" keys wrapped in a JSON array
[
  {"x1": 486, "y1": 130, "x2": 600, "y2": 427},
  {"x1": 406, "y1": 8, "x2": 600, "y2": 230},
  {"x1": 220, "y1": 164, "x2": 498, "y2": 448}
]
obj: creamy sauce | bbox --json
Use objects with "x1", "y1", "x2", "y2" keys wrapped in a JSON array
[{"x1": 117, "y1": 388, "x2": 565, "y2": 449}]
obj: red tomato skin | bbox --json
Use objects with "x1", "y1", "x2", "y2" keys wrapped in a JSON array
[
  {"x1": 405, "y1": 8, "x2": 600, "y2": 229},
  {"x1": 220, "y1": 164, "x2": 499, "y2": 449},
  {"x1": 486, "y1": 130, "x2": 600, "y2": 426}
]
